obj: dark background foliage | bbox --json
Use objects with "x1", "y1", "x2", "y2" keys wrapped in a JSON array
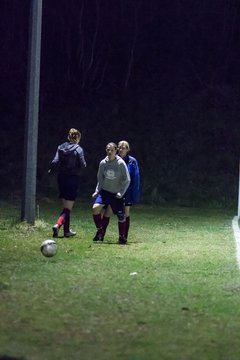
[{"x1": 1, "y1": 0, "x2": 240, "y2": 207}]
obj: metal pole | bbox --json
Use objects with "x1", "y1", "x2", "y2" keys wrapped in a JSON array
[
  {"x1": 21, "y1": 0, "x2": 43, "y2": 224},
  {"x1": 238, "y1": 160, "x2": 240, "y2": 217}
]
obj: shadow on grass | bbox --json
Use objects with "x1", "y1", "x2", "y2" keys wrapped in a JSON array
[
  {"x1": 92, "y1": 241, "x2": 139, "y2": 245},
  {"x1": 0, "y1": 356, "x2": 26, "y2": 360}
]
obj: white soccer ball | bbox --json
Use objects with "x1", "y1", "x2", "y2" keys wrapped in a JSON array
[{"x1": 40, "y1": 239, "x2": 57, "y2": 257}]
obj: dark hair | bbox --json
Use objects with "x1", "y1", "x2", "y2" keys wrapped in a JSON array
[{"x1": 106, "y1": 142, "x2": 117, "y2": 150}]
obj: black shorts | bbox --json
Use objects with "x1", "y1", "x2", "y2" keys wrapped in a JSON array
[
  {"x1": 95, "y1": 189, "x2": 125, "y2": 222},
  {"x1": 58, "y1": 174, "x2": 79, "y2": 201},
  {"x1": 124, "y1": 202, "x2": 133, "y2": 207}
]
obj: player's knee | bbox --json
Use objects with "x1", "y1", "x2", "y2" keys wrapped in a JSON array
[
  {"x1": 92, "y1": 204, "x2": 102, "y2": 215},
  {"x1": 117, "y1": 211, "x2": 125, "y2": 222}
]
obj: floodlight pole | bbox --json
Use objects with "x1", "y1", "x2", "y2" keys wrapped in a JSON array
[
  {"x1": 238, "y1": 160, "x2": 240, "y2": 217},
  {"x1": 21, "y1": 0, "x2": 43, "y2": 225}
]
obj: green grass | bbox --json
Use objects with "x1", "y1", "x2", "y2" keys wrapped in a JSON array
[{"x1": 0, "y1": 199, "x2": 240, "y2": 360}]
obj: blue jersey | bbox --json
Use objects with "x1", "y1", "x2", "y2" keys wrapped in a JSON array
[{"x1": 123, "y1": 155, "x2": 140, "y2": 204}]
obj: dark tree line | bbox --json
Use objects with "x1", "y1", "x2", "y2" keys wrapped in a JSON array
[
  {"x1": 1, "y1": 0, "x2": 240, "y2": 206},
  {"x1": 1, "y1": 0, "x2": 239, "y2": 105}
]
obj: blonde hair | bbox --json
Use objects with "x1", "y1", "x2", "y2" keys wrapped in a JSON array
[
  {"x1": 68, "y1": 128, "x2": 81, "y2": 143},
  {"x1": 118, "y1": 140, "x2": 130, "y2": 152}
]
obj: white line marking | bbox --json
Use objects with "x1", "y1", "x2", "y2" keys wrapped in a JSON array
[{"x1": 232, "y1": 216, "x2": 240, "y2": 268}]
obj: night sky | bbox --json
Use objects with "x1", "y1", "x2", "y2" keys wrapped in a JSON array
[{"x1": 1, "y1": 0, "x2": 240, "y2": 206}]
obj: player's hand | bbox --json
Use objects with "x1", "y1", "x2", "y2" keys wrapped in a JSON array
[
  {"x1": 92, "y1": 191, "x2": 98, "y2": 198},
  {"x1": 116, "y1": 192, "x2": 122, "y2": 199}
]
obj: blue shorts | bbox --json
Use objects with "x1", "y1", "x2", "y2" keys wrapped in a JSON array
[
  {"x1": 58, "y1": 174, "x2": 79, "y2": 201},
  {"x1": 95, "y1": 189, "x2": 125, "y2": 222}
]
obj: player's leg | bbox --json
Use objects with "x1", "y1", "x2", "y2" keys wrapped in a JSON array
[
  {"x1": 124, "y1": 205, "x2": 131, "y2": 239},
  {"x1": 62, "y1": 199, "x2": 76, "y2": 237},
  {"x1": 52, "y1": 175, "x2": 78, "y2": 238},
  {"x1": 101, "y1": 205, "x2": 113, "y2": 238},
  {"x1": 112, "y1": 198, "x2": 127, "y2": 244},
  {"x1": 62, "y1": 175, "x2": 79, "y2": 237},
  {"x1": 92, "y1": 195, "x2": 105, "y2": 241}
]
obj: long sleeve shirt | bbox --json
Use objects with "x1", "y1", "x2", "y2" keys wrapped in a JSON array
[
  {"x1": 123, "y1": 155, "x2": 140, "y2": 204},
  {"x1": 95, "y1": 155, "x2": 130, "y2": 197},
  {"x1": 50, "y1": 142, "x2": 86, "y2": 175}
]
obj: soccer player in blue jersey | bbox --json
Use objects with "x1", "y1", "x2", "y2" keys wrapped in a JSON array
[
  {"x1": 49, "y1": 128, "x2": 86, "y2": 238},
  {"x1": 102, "y1": 140, "x2": 140, "y2": 241},
  {"x1": 92, "y1": 142, "x2": 130, "y2": 244}
]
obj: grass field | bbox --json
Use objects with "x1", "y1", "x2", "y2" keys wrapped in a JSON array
[{"x1": 1, "y1": 199, "x2": 240, "y2": 360}]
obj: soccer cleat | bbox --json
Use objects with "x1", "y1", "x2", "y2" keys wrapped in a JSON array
[
  {"x1": 93, "y1": 229, "x2": 104, "y2": 241},
  {"x1": 118, "y1": 236, "x2": 127, "y2": 245},
  {"x1": 64, "y1": 229, "x2": 77, "y2": 237},
  {"x1": 52, "y1": 224, "x2": 59, "y2": 238}
]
